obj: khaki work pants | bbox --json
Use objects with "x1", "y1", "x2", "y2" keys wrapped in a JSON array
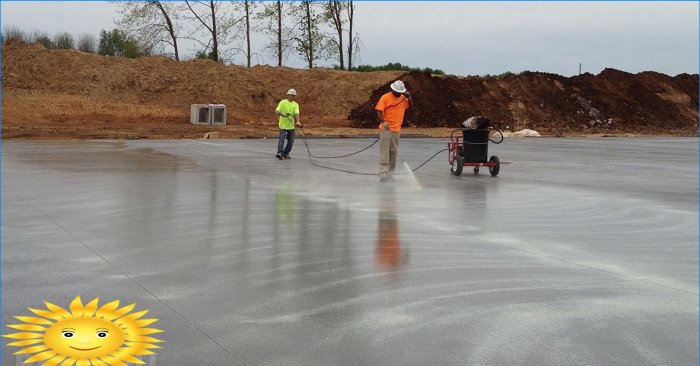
[{"x1": 379, "y1": 130, "x2": 401, "y2": 179}]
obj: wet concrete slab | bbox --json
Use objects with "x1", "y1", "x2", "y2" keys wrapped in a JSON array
[{"x1": 2, "y1": 137, "x2": 697, "y2": 365}]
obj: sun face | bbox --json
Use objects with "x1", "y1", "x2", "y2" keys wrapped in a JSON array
[
  {"x1": 43, "y1": 317, "x2": 126, "y2": 358},
  {"x1": 3, "y1": 296, "x2": 163, "y2": 365}
]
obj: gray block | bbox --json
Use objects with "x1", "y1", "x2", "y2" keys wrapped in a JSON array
[
  {"x1": 209, "y1": 104, "x2": 227, "y2": 126},
  {"x1": 190, "y1": 104, "x2": 211, "y2": 125}
]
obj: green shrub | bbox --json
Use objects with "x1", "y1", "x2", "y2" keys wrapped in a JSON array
[
  {"x1": 195, "y1": 49, "x2": 217, "y2": 60},
  {"x1": 98, "y1": 29, "x2": 143, "y2": 58},
  {"x1": 482, "y1": 71, "x2": 517, "y2": 80},
  {"x1": 35, "y1": 35, "x2": 54, "y2": 49},
  {"x1": 29, "y1": 30, "x2": 54, "y2": 49},
  {"x1": 77, "y1": 33, "x2": 97, "y2": 53},
  {"x1": 53, "y1": 32, "x2": 74, "y2": 49},
  {"x1": 351, "y1": 62, "x2": 445, "y2": 75}
]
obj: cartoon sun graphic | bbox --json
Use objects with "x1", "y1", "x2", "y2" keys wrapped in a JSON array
[{"x1": 3, "y1": 296, "x2": 163, "y2": 365}]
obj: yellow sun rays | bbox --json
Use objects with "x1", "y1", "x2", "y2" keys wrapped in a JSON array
[{"x1": 3, "y1": 296, "x2": 163, "y2": 366}]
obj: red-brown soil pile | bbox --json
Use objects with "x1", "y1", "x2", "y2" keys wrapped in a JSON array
[{"x1": 350, "y1": 70, "x2": 698, "y2": 136}]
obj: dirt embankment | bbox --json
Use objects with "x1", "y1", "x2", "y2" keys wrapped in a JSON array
[
  {"x1": 351, "y1": 70, "x2": 698, "y2": 136},
  {"x1": 2, "y1": 42, "x2": 697, "y2": 139}
]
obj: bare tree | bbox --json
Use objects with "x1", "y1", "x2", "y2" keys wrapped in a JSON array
[
  {"x1": 153, "y1": 1, "x2": 180, "y2": 59},
  {"x1": 183, "y1": 1, "x2": 237, "y2": 62},
  {"x1": 346, "y1": 1, "x2": 359, "y2": 70},
  {"x1": 231, "y1": 0, "x2": 258, "y2": 67},
  {"x1": 2, "y1": 25, "x2": 27, "y2": 44},
  {"x1": 256, "y1": 1, "x2": 295, "y2": 66},
  {"x1": 324, "y1": 1, "x2": 345, "y2": 69},
  {"x1": 293, "y1": 1, "x2": 328, "y2": 69},
  {"x1": 117, "y1": 1, "x2": 181, "y2": 60}
]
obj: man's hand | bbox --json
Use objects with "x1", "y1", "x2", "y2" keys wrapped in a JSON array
[{"x1": 382, "y1": 121, "x2": 390, "y2": 131}]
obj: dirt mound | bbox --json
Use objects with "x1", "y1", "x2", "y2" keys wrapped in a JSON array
[
  {"x1": 1, "y1": 42, "x2": 403, "y2": 139},
  {"x1": 2, "y1": 42, "x2": 697, "y2": 139},
  {"x1": 350, "y1": 70, "x2": 698, "y2": 136}
]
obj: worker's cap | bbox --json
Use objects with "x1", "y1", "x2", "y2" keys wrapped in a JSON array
[
  {"x1": 286, "y1": 88, "x2": 297, "y2": 96},
  {"x1": 390, "y1": 80, "x2": 407, "y2": 93}
]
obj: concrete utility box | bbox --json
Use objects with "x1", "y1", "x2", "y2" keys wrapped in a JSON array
[
  {"x1": 209, "y1": 104, "x2": 227, "y2": 126},
  {"x1": 190, "y1": 104, "x2": 227, "y2": 126},
  {"x1": 190, "y1": 104, "x2": 211, "y2": 125}
]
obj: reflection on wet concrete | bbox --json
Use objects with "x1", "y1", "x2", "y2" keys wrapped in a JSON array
[
  {"x1": 11, "y1": 141, "x2": 198, "y2": 173},
  {"x1": 2, "y1": 139, "x2": 698, "y2": 366},
  {"x1": 276, "y1": 183, "x2": 296, "y2": 225},
  {"x1": 375, "y1": 188, "x2": 407, "y2": 271}
]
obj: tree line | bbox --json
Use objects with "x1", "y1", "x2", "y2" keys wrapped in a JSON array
[
  {"x1": 2, "y1": 1, "x2": 446, "y2": 74},
  {"x1": 1, "y1": 25, "x2": 152, "y2": 58},
  {"x1": 2, "y1": 1, "x2": 361, "y2": 70},
  {"x1": 138, "y1": 0, "x2": 361, "y2": 69}
]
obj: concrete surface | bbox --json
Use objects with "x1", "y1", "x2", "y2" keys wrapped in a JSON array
[{"x1": 2, "y1": 137, "x2": 697, "y2": 365}]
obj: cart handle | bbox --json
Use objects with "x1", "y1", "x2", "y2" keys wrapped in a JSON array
[
  {"x1": 489, "y1": 128, "x2": 504, "y2": 144},
  {"x1": 451, "y1": 127, "x2": 504, "y2": 144}
]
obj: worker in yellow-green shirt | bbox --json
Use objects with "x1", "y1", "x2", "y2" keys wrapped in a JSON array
[{"x1": 275, "y1": 88, "x2": 301, "y2": 160}]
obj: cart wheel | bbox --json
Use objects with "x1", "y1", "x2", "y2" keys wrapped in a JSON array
[
  {"x1": 451, "y1": 156, "x2": 463, "y2": 176},
  {"x1": 489, "y1": 156, "x2": 500, "y2": 176},
  {"x1": 473, "y1": 167, "x2": 479, "y2": 174}
]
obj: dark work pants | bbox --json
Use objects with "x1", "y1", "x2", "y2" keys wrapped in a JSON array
[{"x1": 277, "y1": 129, "x2": 295, "y2": 157}]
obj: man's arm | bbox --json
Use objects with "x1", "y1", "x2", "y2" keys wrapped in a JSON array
[
  {"x1": 275, "y1": 100, "x2": 283, "y2": 115},
  {"x1": 376, "y1": 110, "x2": 389, "y2": 130}
]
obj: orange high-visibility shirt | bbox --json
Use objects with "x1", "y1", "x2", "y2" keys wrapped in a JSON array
[{"x1": 375, "y1": 92, "x2": 410, "y2": 132}]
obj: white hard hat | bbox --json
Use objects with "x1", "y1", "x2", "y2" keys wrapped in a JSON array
[
  {"x1": 390, "y1": 80, "x2": 406, "y2": 93},
  {"x1": 286, "y1": 88, "x2": 297, "y2": 96}
]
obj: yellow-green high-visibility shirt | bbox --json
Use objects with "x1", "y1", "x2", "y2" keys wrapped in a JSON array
[{"x1": 276, "y1": 99, "x2": 300, "y2": 130}]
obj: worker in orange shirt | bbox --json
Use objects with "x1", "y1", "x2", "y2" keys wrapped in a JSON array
[{"x1": 375, "y1": 80, "x2": 414, "y2": 182}]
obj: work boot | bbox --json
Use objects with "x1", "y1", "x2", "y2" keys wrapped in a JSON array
[
  {"x1": 284, "y1": 155, "x2": 291, "y2": 160},
  {"x1": 276, "y1": 154, "x2": 283, "y2": 160}
]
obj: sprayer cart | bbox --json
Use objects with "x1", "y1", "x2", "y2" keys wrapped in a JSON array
[{"x1": 448, "y1": 128, "x2": 503, "y2": 176}]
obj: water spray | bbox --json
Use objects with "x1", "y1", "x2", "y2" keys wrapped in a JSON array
[{"x1": 297, "y1": 125, "x2": 447, "y2": 178}]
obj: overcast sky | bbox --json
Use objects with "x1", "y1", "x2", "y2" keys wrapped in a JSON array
[{"x1": 2, "y1": 1, "x2": 698, "y2": 77}]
